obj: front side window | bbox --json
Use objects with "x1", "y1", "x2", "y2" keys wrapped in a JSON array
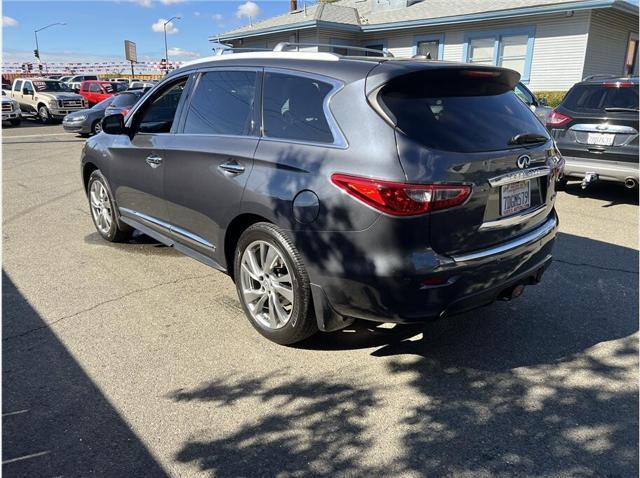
[
  {"x1": 137, "y1": 78, "x2": 187, "y2": 134},
  {"x1": 262, "y1": 72, "x2": 334, "y2": 144},
  {"x1": 23, "y1": 81, "x2": 33, "y2": 93},
  {"x1": 14, "y1": 80, "x2": 22, "y2": 91},
  {"x1": 92, "y1": 97, "x2": 114, "y2": 110},
  {"x1": 183, "y1": 70, "x2": 257, "y2": 135}
]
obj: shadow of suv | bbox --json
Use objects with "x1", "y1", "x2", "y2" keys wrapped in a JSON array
[{"x1": 81, "y1": 51, "x2": 562, "y2": 345}]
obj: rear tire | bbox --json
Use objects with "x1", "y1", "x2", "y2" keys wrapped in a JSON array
[
  {"x1": 234, "y1": 222, "x2": 317, "y2": 345},
  {"x1": 87, "y1": 170, "x2": 132, "y2": 242}
]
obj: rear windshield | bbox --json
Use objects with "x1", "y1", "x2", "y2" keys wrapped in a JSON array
[
  {"x1": 561, "y1": 84, "x2": 639, "y2": 112},
  {"x1": 378, "y1": 69, "x2": 549, "y2": 153},
  {"x1": 110, "y1": 93, "x2": 140, "y2": 107}
]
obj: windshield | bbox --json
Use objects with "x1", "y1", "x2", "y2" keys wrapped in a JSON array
[
  {"x1": 33, "y1": 80, "x2": 72, "y2": 92},
  {"x1": 562, "y1": 84, "x2": 639, "y2": 112},
  {"x1": 92, "y1": 96, "x2": 115, "y2": 110}
]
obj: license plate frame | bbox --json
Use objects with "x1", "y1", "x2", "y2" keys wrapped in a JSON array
[
  {"x1": 586, "y1": 132, "x2": 615, "y2": 146},
  {"x1": 500, "y1": 180, "x2": 531, "y2": 217}
]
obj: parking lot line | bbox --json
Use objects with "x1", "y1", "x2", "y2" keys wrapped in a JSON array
[{"x1": 2, "y1": 132, "x2": 71, "y2": 139}]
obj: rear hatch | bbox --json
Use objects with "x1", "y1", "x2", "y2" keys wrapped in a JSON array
[
  {"x1": 368, "y1": 64, "x2": 557, "y2": 256},
  {"x1": 551, "y1": 81, "x2": 639, "y2": 163}
]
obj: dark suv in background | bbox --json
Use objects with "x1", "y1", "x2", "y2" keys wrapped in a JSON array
[
  {"x1": 547, "y1": 76, "x2": 638, "y2": 189},
  {"x1": 81, "y1": 48, "x2": 561, "y2": 345}
]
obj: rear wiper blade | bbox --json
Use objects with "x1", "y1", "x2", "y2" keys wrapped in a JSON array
[
  {"x1": 604, "y1": 107, "x2": 639, "y2": 112},
  {"x1": 509, "y1": 133, "x2": 549, "y2": 145}
]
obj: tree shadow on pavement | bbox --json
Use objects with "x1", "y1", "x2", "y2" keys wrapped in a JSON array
[
  {"x1": 2, "y1": 271, "x2": 168, "y2": 477},
  {"x1": 168, "y1": 373, "x2": 386, "y2": 476}
]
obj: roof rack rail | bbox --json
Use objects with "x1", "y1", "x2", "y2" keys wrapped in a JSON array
[
  {"x1": 273, "y1": 42, "x2": 394, "y2": 58},
  {"x1": 582, "y1": 74, "x2": 618, "y2": 81},
  {"x1": 213, "y1": 45, "x2": 273, "y2": 56}
]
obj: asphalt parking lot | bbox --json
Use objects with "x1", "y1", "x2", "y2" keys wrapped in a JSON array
[{"x1": 3, "y1": 120, "x2": 638, "y2": 477}]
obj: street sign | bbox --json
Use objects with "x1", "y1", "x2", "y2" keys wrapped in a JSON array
[{"x1": 124, "y1": 40, "x2": 137, "y2": 63}]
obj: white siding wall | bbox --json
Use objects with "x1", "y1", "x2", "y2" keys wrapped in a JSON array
[
  {"x1": 583, "y1": 9, "x2": 638, "y2": 78},
  {"x1": 361, "y1": 11, "x2": 592, "y2": 91}
]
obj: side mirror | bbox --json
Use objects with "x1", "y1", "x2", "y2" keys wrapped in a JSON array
[
  {"x1": 538, "y1": 97, "x2": 548, "y2": 107},
  {"x1": 101, "y1": 114, "x2": 126, "y2": 135}
]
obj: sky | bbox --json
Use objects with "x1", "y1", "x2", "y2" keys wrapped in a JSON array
[{"x1": 2, "y1": 0, "x2": 292, "y2": 64}]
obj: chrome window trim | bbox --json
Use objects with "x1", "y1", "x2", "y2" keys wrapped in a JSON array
[
  {"x1": 453, "y1": 215, "x2": 557, "y2": 263},
  {"x1": 262, "y1": 67, "x2": 348, "y2": 149},
  {"x1": 488, "y1": 166, "x2": 550, "y2": 188},
  {"x1": 570, "y1": 123, "x2": 638, "y2": 134},
  {"x1": 478, "y1": 204, "x2": 547, "y2": 231},
  {"x1": 119, "y1": 207, "x2": 215, "y2": 250}
]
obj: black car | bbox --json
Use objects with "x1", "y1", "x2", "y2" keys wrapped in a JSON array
[
  {"x1": 103, "y1": 89, "x2": 146, "y2": 117},
  {"x1": 547, "y1": 76, "x2": 639, "y2": 189},
  {"x1": 63, "y1": 96, "x2": 116, "y2": 136},
  {"x1": 81, "y1": 48, "x2": 561, "y2": 345}
]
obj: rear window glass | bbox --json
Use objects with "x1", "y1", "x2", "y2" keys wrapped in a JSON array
[
  {"x1": 378, "y1": 70, "x2": 548, "y2": 153},
  {"x1": 111, "y1": 93, "x2": 140, "y2": 107},
  {"x1": 562, "y1": 84, "x2": 639, "y2": 112},
  {"x1": 262, "y1": 72, "x2": 334, "y2": 144}
]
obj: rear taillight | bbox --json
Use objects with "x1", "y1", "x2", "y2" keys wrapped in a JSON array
[
  {"x1": 121, "y1": 108, "x2": 130, "y2": 116},
  {"x1": 546, "y1": 110, "x2": 572, "y2": 128},
  {"x1": 331, "y1": 173, "x2": 471, "y2": 216}
]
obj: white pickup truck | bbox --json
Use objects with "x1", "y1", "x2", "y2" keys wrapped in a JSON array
[{"x1": 9, "y1": 78, "x2": 87, "y2": 123}]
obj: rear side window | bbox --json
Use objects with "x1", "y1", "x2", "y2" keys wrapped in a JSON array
[
  {"x1": 262, "y1": 72, "x2": 334, "y2": 144},
  {"x1": 378, "y1": 69, "x2": 548, "y2": 153},
  {"x1": 184, "y1": 70, "x2": 257, "y2": 135},
  {"x1": 561, "y1": 84, "x2": 639, "y2": 112},
  {"x1": 14, "y1": 80, "x2": 22, "y2": 91}
]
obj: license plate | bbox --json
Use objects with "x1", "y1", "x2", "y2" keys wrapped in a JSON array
[
  {"x1": 501, "y1": 180, "x2": 531, "y2": 216},
  {"x1": 587, "y1": 132, "x2": 615, "y2": 146}
]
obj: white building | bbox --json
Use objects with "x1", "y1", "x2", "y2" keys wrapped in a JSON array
[{"x1": 213, "y1": 0, "x2": 639, "y2": 91}]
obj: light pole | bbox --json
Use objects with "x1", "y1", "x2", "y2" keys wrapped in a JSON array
[
  {"x1": 163, "y1": 16, "x2": 181, "y2": 73},
  {"x1": 34, "y1": 22, "x2": 66, "y2": 66}
]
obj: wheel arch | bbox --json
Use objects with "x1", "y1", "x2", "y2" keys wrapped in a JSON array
[
  {"x1": 82, "y1": 162, "x2": 99, "y2": 193},
  {"x1": 224, "y1": 213, "x2": 271, "y2": 280}
]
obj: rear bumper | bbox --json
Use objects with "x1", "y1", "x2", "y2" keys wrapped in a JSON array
[
  {"x1": 563, "y1": 156, "x2": 638, "y2": 183},
  {"x1": 304, "y1": 211, "x2": 558, "y2": 329}
]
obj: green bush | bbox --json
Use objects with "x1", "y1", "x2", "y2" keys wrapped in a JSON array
[{"x1": 533, "y1": 91, "x2": 568, "y2": 108}]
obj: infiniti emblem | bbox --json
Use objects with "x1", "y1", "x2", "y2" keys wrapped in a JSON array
[{"x1": 517, "y1": 155, "x2": 531, "y2": 169}]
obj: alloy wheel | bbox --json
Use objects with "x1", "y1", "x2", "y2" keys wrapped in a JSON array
[
  {"x1": 89, "y1": 180, "x2": 113, "y2": 235},
  {"x1": 239, "y1": 240, "x2": 294, "y2": 330}
]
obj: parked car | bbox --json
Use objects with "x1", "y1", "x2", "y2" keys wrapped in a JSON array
[
  {"x1": 82, "y1": 52, "x2": 561, "y2": 345},
  {"x1": 59, "y1": 76, "x2": 73, "y2": 83},
  {"x1": 9, "y1": 78, "x2": 87, "y2": 122},
  {"x1": 127, "y1": 81, "x2": 155, "y2": 90},
  {"x1": 2, "y1": 90, "x2": 21, "y2": 126},
  {"x1": 103, "y1": 89, "x2": 146, "y2": 117},
  {"x1": 515, "y1": 82, "x2": 553, "y2": 124},
  {"x1": 66, "y1": 74, "x2": 99, "y2": 92},
  {"x1": 63, "y1": 96, "x2": 116, "y2": 136},
  {"x1": 78, "y1": 80, "x2": 128, "y2": 106},
  {"x1": 547, "y1": 76, "x2": 638, "y2": 189}
]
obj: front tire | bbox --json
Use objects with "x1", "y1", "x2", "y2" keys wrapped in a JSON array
[
  {"x1": 38, "y1": 105, "x2": 51, "y2": 124},
  {"x1": 91, "y1": 119, "x2": 102, "y2": 135},
  {"x1": 234, "y1": 222, "x2": 317, "y2": 345},
  {"x1": 87, "y1": 170, "x2": 132, "y2": 242}
]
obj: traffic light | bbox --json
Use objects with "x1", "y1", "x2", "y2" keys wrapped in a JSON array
[
  {"x1": 38, "y1": 64, "x2": 43, "y2": 72},
  {"x1": 34, "y1": 49, "x2": 40, "y2": 59}
]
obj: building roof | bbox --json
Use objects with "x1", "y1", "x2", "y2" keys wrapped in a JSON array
[{"x1": 214, "y1": 0, "x2": 638, "y2": 41}]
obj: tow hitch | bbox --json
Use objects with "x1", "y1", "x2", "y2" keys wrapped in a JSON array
[{"x1": 581, "y1": 172, "x2": 599, "y2": 189}]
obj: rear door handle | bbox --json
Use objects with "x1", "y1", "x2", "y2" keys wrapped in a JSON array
[
  {"x1": 219, "y1": 159, "x2": 245, "y2": 175},
  {"x1": 145, "y1": 155, "x2": 163, "y2": 168}
]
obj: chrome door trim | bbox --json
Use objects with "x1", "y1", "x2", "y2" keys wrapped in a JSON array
[
  {"x1": 479, "y1": 204, "x2": 548, "y2": 231},
  {"x1": 488, "y1": 166, "x2": 551, "y2": 188},
  {"x1": 119, "y1": 207, "x2": 215, "y2": 250},
  {"x1": 453, "y1": 215, "x2": 557, "y2": 263}
]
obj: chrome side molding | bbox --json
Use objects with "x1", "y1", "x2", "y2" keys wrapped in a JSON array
[{"x1": 488, "y1": 166, "x2": 551, "y2": 188}]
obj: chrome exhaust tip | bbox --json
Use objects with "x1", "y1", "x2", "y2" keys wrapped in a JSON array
[
  {"x1": 624, "y1": 177, "x2": 638, "y2": 189},
  {"x1": 581, "y1": 172, "x2": 599, "y2": 189}
]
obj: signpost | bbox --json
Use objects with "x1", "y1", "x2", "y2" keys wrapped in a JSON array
[{"x1": 124, "y1": 40, "x2": 137, "y2": 78}]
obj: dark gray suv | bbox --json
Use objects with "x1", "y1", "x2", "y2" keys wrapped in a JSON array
[{"x1": 81, "y1": 50, "x2": 562, "y2": 344}]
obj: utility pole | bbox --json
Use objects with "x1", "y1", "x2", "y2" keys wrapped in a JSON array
[
  {"x1": 163, "y1": 16, "x2": 181, "y2": 74},
  {"x1": 34, "y1": 22, "x2": 66, "y2": 67}
]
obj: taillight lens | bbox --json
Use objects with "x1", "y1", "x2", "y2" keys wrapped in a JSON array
[
  {"x1": 546, "y1": 110, "x2": 572, "y2": 128},
  {"x1": 121, "y1": 108, "x2": 130, "y2": 117},
  {"x1": 331, "y1": 173, "x2": 471, "y2": 216}
]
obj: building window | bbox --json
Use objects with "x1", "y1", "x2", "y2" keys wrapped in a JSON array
[
  {"x1": 464, "y1": 27, "x2": 535, "y2": 82},
  {"x1": 413, "y1": 34, "x2": 444, "y2": 60},
  {"x1": 625, "y1": 32, "x2": 639, "y2": 76},
  {"x1": 363, "y1": 40, "x2": 387, "y2": 57}
]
